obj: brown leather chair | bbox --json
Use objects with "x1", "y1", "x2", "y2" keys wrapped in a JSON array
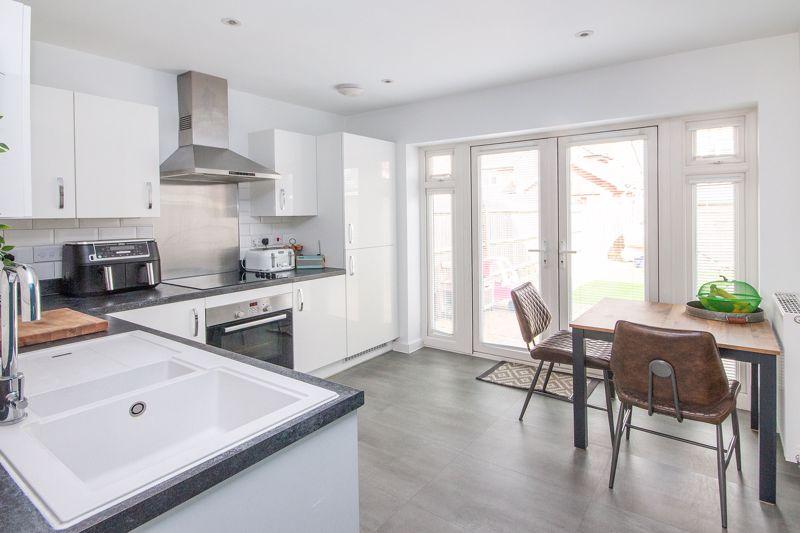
[
  {"x1": 510, "y1": 282, "x2": 616, "y2": 442},
  {"x1": 608, "y1": 320, "x2": 742, "y2": 529}
]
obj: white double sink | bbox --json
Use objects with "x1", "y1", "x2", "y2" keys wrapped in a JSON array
[{"x1": 0, "y1": 331, "x2": 338, "y2": 530}]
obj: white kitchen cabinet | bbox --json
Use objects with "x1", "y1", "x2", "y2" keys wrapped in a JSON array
[
  {"x1": 342, "y1": 134, "x2": 395, "y2": 249},
  {"x1": 0, "y1": 0, "x2": 31, "y2": 218},
  {"x1": 110, "y1": 299, "x2": 206, "y2": 343},
  {"x1": 293, "y1": 275, "x2": 347, "y2": 373},
  {"x1": 74, "y1": 92, "x2": 160, "y2": 218},
  {"x1": 345, "y1": 246, "x2": 398, "y2": 356},
  {"x1": 31, "y1": 85, "x2": 76, "y2": 218},
  {"x1": 249, "y1": 129, "x2": 317, "y2": 216}
]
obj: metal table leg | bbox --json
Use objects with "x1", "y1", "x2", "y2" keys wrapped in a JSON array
[
  {"x1": 751, "y1": 363, "x2": 759, "y2": 431},
  {"x1": 758, "y1": 355, "x2": 777, "y2": 504},
  {"x1": 572, "y1": 328, "x2": 587, "y2": 449}
]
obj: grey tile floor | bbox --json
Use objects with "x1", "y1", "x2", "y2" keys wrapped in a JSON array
[{"x1": 330, "y1": 348, "x2": 800, "y2": 533}]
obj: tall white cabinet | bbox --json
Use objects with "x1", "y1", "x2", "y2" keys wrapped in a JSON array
[
  {"x1": 0, "y1": 0, "x2": 31, "y2": 218},
  {"x1": 316, "y1": 133, "x2": 398, "y2": 357}
]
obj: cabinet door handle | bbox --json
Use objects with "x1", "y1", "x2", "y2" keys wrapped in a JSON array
[
  {"x1": 102, "y1": 266, "x2": 115, "y2": 291},
  {"x1": 297, "y1": 288, "x2": 304, "y2": 311},
  {"x1": 280, "y1": 189, "x2": 286, "y2": 211},
  {"x1": 349, "y1": 256, "x2": 355, "y2": 276},
  {"x1": 146, "y1": 182, "x2": 153, "y2": 209},
  {"x1": 57, "y1": 177, "x2": 65, "y2": 209},
  {"x1": 193, "y1": 308, "x2": 199, "y2": 337},
  {"x1": 347, "y1": 223, "x2": 353, "y2": 244}
]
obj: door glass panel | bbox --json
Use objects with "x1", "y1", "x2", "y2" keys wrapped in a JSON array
[
  {"x1": 478, "y1": 148, "x2": 541, "y2": 349},
  {"x1": 693, "y1": 180, "x2": 737, "y2": 290},
  {"x1": 566, "y1": 139, "x2": 646, "y2": 320},
  {"x1": 429, "y1": 192, "x2": 454, "y2": 335}
]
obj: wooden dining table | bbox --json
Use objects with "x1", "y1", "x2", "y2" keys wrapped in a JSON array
[{"x1": 570, "y1": 298, "x2": 781, "y2": 504}]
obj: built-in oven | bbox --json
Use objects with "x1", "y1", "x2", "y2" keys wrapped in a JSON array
[{"x1": 205, "y1": 292, "x2": 293, "y2": 369}]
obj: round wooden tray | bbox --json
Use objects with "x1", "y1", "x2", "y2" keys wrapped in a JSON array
[{"x1": 685, "y1": 301, "x2": 764, "y2": 324}]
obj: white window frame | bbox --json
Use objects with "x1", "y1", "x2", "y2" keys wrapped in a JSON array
[
  {"x1": 425, "y1": 148, "x2": 456, "y2": 182},
  {"x1": 426, "y1": 188, "x2": 456, "y2": 338},
  {"x1": 686, "y1": 115, "x2": 745, "y2": 166}
]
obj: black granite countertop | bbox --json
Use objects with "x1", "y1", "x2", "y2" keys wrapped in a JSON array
[
  {"x1": 0, "y1": 272, "x2": 363, "y2": 532},
  {"x1": 41, "y1": 268, "x2": 345, "y2": 315}
]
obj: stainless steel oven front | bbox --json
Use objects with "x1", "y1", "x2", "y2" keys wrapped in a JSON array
[{"x1": 205, "y1": 292, "x2": 293, "y2": 369}]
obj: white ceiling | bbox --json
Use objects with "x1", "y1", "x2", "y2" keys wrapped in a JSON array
[{"x1": 23, "y1": 0, "x2": 800, "y2": 115}]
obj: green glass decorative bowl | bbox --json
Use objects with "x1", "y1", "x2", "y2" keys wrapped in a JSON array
[{"x1": 697, "y1": 276, "x2": 761, "y2": 314}]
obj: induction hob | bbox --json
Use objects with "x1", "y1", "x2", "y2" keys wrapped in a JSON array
[{"x1": 162, "y1": 270, "x2": 292, "y2": 290}]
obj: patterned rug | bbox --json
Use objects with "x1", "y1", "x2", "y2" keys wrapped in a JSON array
[{"x1": 476, "y1": 360, "x2": 601, "y2": 401}]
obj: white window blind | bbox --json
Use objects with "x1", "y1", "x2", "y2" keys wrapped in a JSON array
[
  {"x1": 429, "y1": 191, "x2": 454, "y2": 335},
  {"x1": 692, "y1": 178, "x2": 742, "y2": 381}
]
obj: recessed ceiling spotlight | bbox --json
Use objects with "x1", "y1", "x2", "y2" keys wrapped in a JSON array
[
  {"x1": 221, "y1": 17, "x2": 242, "y2": 27},
  {"x1": 381, "y1": 79, "x2": 394, "y2": 84},
  {"x1": 335, "y1": 83, "x2": 365, "y2": 97},
  {"x1": 575, "y1": 29, "x2": 594, "y2": 38}
]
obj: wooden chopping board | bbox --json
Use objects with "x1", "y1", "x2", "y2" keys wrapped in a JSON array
[{"x1": 18, "y1": 308, "x2": 109, "y2": 347}]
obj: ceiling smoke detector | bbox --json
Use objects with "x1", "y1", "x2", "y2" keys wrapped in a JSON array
[
  {"x1": 381, "y1": 79, "x2": 394, "y2": 84},
  {"x1": 221, "y1": 18, "x2": 242, "y2": 27},
  {"x1": 335, "y1": 83, "x2": 365, "y2": 97},
  {"x1": 575, "y1": 29, "x2": 594, "y2": 38}
]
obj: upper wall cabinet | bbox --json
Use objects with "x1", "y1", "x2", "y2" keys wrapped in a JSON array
[
  {"x1": 249, "y1": 129, "x2": 317, "y2": 217},
  {"x1": 0, "y1": 0, "x2": 31, "y2": 218},
  {"x1": 31, "y1": 85, "x2": 76, "y2": 218},
  {"x1": 74, "y1": 93, "x2": 160, "y2": 218}
]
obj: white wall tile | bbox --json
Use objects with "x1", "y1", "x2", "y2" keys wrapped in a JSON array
[
  {"x1": 0, "y1": 219, "x2": 33, "y2": 230},
  {"x1": 3, "y1": 229, "x2": 55, "y2": 246},
  {"x1": 120, "y1": 218, "x2": 153, "y2": 227},
  {"x1": 136, "y1": 226, "x2": 154, "y2": 238},
  {"x1": 54, "y1": 227, "x2": 99, "y2": 242},
  {"x1": 79, "y1": 218, "x2": 121, "y2": 228},
  {"x1": 31, "y1": 261, "x2": 56, "y2": 280},
  {"x1": 239, "y1": 224, "x2": 251, "y2": 237},
  {"x1": 33, "y1": 245, "x2": 62, "y2": 262},
  {"x1": 54, "y1": 261, "x2": 62, "y2": 278},
  {"x1": 33, "y1": 219, "x2": 79, "y2": 229},
  {"x1": 99, "y1": 226, "x2": 137, "y2": 240},
  {"x1": 10, "y1": 246, "x2": 34, "y2": 264}
]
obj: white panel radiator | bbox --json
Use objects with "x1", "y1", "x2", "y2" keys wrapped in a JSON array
[{"x1": 773, "y1": 292, "x2": 800, "y2": 462}]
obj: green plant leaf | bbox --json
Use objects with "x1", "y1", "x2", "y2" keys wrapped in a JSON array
[
  {"x1": 0, "y1": 143, "x2": 9, "y2": 153},
  {"x1": 1, "y1": 245, "x2": 14, "y2": 252},
  {"x1": 0, "y1": 224, "x2": 10, "y2": 230}
]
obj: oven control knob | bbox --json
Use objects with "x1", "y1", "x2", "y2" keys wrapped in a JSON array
[
  {"x1": 262, "y1": 305, "x2": 271, "y2": 312},
  {"x1": 235, "y1": 311, "x2": 245, "y2": 319}
]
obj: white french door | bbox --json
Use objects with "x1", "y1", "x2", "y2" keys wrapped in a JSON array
[{"x1": 470, "y1": 127, "x2": 658, "y2": 361}]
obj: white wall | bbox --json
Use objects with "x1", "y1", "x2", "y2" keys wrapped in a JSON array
[
  {"x1": 3, "y1": 41, "x2": 345, "y2": 279},
  {"x1": 345, "y1": 33, "x2": 800, "y2": 351}
]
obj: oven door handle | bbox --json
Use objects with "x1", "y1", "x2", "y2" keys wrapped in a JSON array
[{"x1": 221, "y1": 314, "x2": 288, "y2": 334}]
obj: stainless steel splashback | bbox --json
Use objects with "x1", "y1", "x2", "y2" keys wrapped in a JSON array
[{"x1": 153, "y1": 183, "x2": 239, "y2": 279}]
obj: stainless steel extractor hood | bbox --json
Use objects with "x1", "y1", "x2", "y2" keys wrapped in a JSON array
[{"x1": 160, "y1": 71, "x2": 279, "y2": 183}]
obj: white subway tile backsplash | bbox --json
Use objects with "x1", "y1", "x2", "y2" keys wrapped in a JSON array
[
  {"x1": 33, "y1": 219, "x2": 79, "y2": 229},
  {"x1": 31, "y1": 261, "x2": 56, "y2": 280},
  {"x1": 10, "y1": 246, "x2": 33, "y2": 264},
  {"x1": 54, "y1": 261, "x2": 62, "y2": 278},
  {"x1": 54, "y1": 227, "x2": 99, "y2": 242},
  {"x1": 79, "y1": 218, "x2": 121, "y2": 228},
  {"x1": 33, "y1": 245, "x2": 62, "y2": 262},
  {"x1": 239, "y1": 224, "x2": 251, "y2": 236},
  {"x1": 99, "y1": 226, "x2": 137, "y2": 240},
  {"x1": 0, "y1": 219, "x2": 33, "y2": 230},
  {"x1": 3, "y1": 229, "x2": 54, "y2": 246},
  {"x1": 136, "y1": 226, "x2": 154, "y2": 238},
  {"x1": 120, "y1": 218, "x2": 153, "y2": 227}
]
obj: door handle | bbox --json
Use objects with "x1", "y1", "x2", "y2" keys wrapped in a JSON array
[
  {"x1": 280, "y1": 189, "x2": 286, "y2": 211},
  {"x1": 528, "y1": 242, "x2": 549, "y2": 266},
  {"x1": 349, "y1": 255, "x2": 355, "y2": 276},
  {"x1": 146, "y1": 182, "x2": 153, "y2": 210},
  {"x1": 222, "y1": 314, "x2": 287, "y2": 334},
  {"x1": 347, "y1": 223, "x2": 353, "y2": 244},
  {"x1": 145, "y1": 262, "x2": 155, "y2": 285},
  {"x1": 102, "y1": 266, "x2": 115, "y2": 291},
  {"x1": 57, "y1": 177, "x2": 64, "y2": 209},
  {"x1": 297, "y1": 288, "x2": 304, "y2": 311},
  {"x1": 558, "y1": 241, "x2": 577, "y2": 267},
  {"x1": 193, "y1": 308, "x2": 199, "y2": 337}
]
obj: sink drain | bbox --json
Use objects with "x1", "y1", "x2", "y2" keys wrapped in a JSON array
[{"x1": 129, "y1": 401, "x2": 147, "y2": 417}]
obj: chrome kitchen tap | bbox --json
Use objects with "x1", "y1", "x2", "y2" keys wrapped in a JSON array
[{"x1": 1, "y1": 263, "x2": 41, "y2": 424}]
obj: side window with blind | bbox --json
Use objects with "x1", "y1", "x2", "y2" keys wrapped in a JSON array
[{"x1": 685, "y1": 114, "x2": 753, "y2": 385}]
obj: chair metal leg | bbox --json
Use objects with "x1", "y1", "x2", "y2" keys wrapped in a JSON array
[
  {"x1": 716, "y1": 423, "x2": 728, "y2": 529},
  {"x1": 626, "y1": 407, "x2": 632, "y2": 440},
  {"x1": 731, "y1": 409, "x2": 742, "y2": 473},
  {"x1": 518, "y1": 360, "x2": 545, "y2": 421},
  {"x1": 541, "y1": 361, "x2": 555, "y2": 392},
  {"x1": 609, "y1": 403, "x2": 629, "y2": 489},
  {"x1": 603, "y1": 370, "x2": 615, "y2": 444}
]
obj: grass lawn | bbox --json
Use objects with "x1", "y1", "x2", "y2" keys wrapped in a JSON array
[{"x1": 573, "y1": 280, "x2": 644, "y2": 306}]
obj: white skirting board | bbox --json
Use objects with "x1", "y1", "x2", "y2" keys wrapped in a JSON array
[
  {"x1": 310, "y1": 342, "x2": 394, "y2": 379},
  {"x1": 392, "y1": 338, "x2": 423, "y2": 354}
]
